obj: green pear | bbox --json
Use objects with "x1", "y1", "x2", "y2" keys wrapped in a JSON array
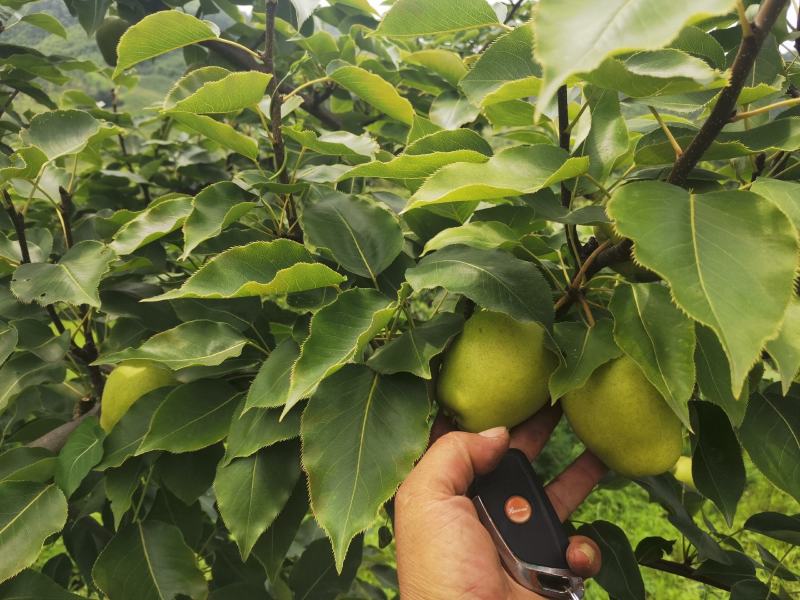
[
  {"x1": 562, "y1": 355, "x2": 683, "y2": 477},
  {"x1": 100, "y1": 361, "x2": 175, "y2": 432},
  {"x1": 95, "y1": 17, "x2": 130, "y2": 67},
  {"x1": 671, "y1": 456, "x2": 696, "y2": 490},
  {"x1": 437, "y1": 310, "x2": 558, "y2": 433}
]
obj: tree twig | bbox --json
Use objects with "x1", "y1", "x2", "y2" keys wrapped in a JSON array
[
  {"x1": 649, "y1": 106, "x2": 683, "y2": 158},
  {"x1": 504, "y1": 0, "x2": 525, "y2": 24},
  {"x1": 57, "y1": 186, "x2": 74, "y2": 248},
  {"x1": 668, "y1": 0, "x2": 789, "y2": 186}
]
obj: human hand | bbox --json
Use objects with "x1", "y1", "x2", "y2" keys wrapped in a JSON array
[{"x1": 395, "y1": 405, "x2": 607, "y2": 600}]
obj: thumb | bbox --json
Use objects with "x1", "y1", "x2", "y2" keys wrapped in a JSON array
[{"x1": 403, "y1": 427, "x2": 510, "y2": 498}]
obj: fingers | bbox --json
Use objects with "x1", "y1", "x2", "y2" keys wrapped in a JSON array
[
  {"x1": 546, "y1": 450, "x2": 608, "y2": 521},
  {"x1": 566, "y1": 535, "x2": 602, "y2": 578},
  {"x1": 401, "y1": 427, "x2": 510, "y2": 498},
  {"x1": 428, "y1": 411, "x2": 456, "y2": 446},
  {"x1": 509, "y1": 403, "x2": 562, "y2": 460}
]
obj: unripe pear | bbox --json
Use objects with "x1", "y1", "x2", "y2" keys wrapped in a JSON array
[
  {"x1": 562, "y1": 355, "x2": 683, "y2": 477},
  {"x1": 672, "y1": 456, "x2": 696, "y2": 490},
  {"x1": 95, "y1": 17, "x2": 130, "y2": 67},
  {"x1": 100, "y1": 361, "x2": 175, "y2": 432},
  {"x1": 437, "y1": 310, "x2": 558, "y2": 433}
]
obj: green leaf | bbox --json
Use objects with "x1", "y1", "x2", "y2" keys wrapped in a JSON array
[
  {"x1": 155, "y1": 445, "x2": 222, "y2": 505},
  {"x1": 0, "y1": 482, "x2": 67, "y2": 584},
  {"x1": 165, "y1": 71, "x2": 271, "y2": 114},
  {"x1": 340, "y1": 150, "x2": 489, "y2": 181},
  {"x1": 608, "y1": 182, "x2": 797, "y2": 397},
  {"x1": 694, "y1": 324, "x2": 747, "y2": 427},
  {"x1": 750, "y1": 178, "x2": 800, "y2": 233},
  {"x1": 300, "y1": 188, "x2": 403, "y2": 280},
  {"x1": 577, "y1": 520, "x2": 645, "y2": 600},
  {"x1": 582, "y1": 50, "x2": 725, "y2": 99},
  {"x1": 170, "y1": 112, "x2": 258, "y2": 160},
  {"x1": 282, "y1": 126, "x2": 379, "y2": 158},
  {"x1": 181, "y1": 182, "x2": 257, "y2": 259},
  {"x1": 251, "y1": 479, "x2": 309, "y2": 582},
  {"x1": 533, "y1": 0, "x2": 737, "y2": 112},
  {"x1": 105, "y1": 459, "x2": 143, "y2": 528},
  {"x1": 428, "y1": 92, "x2": 480, "y2": 129},
  {"x1": 99, "y1": 388, "x2": 169, "y2": 469},
  {"x1": 145, "y1": 240, "x2": 345, "y2": 301},
  {"x1": 55, "y1": 416, "x2": 105, "y2": 498},
  {"x1": 744, "y1": 512, "x2": 800, "y2": 546},
  {"x1": 340, "y1": 129, "x2": 491, "y2": 181},
  {"x1": 376, "y1": 0, "x2": 499, "y2": 36},
  {"x1": 0, "y1": 447, "x2": 55, "y2": 483},
  {"x1": 215, "y1": 441, "x2": 301, "y2": 560},
  {"x1": 95, "y1": 321, "x2": 248, "y2": 369},
  {"x1": 406, "y1": 145, "x2": 589, "y2": 209},
  {"x1": 549, "y1": 319, "x2": 622, "y2": 400},
  {"x1": 0, "y1": 353, "x2": 65, "y2": 413},
  {"x1": 11, "y1": 241, "x2": 116, "y2": 308},
  {"x1": 0, "y1": 569, "x2": 83, "y2": 599},
  {"x1": 765, "y1": 298, "x2": 800, "y2": 395},
  {"x1": 740, "y1": 387, "x2": 800, "y2": 503},
  {"x1": 460, "y1": 25, "x2": 541, "y2": 107},
  {"x1": 0, "y1": 324, "x2": 18, "y2": 366},
  {"x1": 21, "y1": 13, "x2": 67, "y2": 38},
  {"x1": 283, "y1": 289, "x2": 396, "y2": 417},
  {"x1": 327, "y1": 62, "x2": 415, "y2": 125},
  {"x1": 404, "y1": 49, "x2": 467, "y2": 87},
  {"x1": 244, "y1": 339, "x2": 301, "y2": 411},
  {"x1": 581, "y1": 85, "x2": 629, "y2": 182},
  {"x1": 114, "y1": 10, "x2": 220, "y2": 77},
  {"x1": 20, "y1": 110, "x2": 108, "y2": 160},
  {"x1": 670, "y1": 25, "x2": 727, "y2": 69},
  {"x1": 635, "y1": 118, "x2": 800, "y2": 164},
  {"x1": 110, "y1": 196, "x2": 193, "y2": 255},
  {"x1": 225, "y1": 402, "x2": 301, "y2": 464},
  {"x1": 367, "y1": 312, "x2": 464, "y2": 378},
  {"x1": 303, "y1": 366, "x2": 428, "y2": 570},
  {"x1": 423, "y1": 221, "x2": 519, "y2": 255},
  {"x1": 137, "y1": 380, "x2": 240, "y2": 454},
  {"x1": 690, "y1": 401, "x2": 745, "y2": 527},
  {"x1": 163, "y1": 66, "x2": 230, "y2": 109},
  {"x1": 609, "y1": 283, "x2": 695, "y2": 428},
  {"x1": 93, "y1": 521, "x2": 208, "y2": 600},
  {"x1": 406, "y1": 245, "x2": 554, "y2": 325}
]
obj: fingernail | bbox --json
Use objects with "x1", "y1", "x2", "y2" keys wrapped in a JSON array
[
  {"x1": 478, "y1": 426, "x2": 507, "y2": 439},
  {"x1": 578, "y1": 543, "x2": 596, "y2": 565}
]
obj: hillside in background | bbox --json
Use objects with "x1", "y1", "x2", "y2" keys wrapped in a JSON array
[{"x1": 3, "y1": 0, "x2": 194, "y2": 112}]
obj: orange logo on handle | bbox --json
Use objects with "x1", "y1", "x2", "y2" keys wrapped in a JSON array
[{"x1": 504, "y1": 495, "x2": 532, "y2": 524}]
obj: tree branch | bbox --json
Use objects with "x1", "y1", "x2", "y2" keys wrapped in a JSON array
[
  {"x1": 643, "y1": 559, "x2": 731, "y2": 592},
  {"x1": 28, "y1": 405, "x2": 99, "y2": 453},
  {"x1": 557, "y1": 85, "x2": 583, "y2": 270},
  {"x1": 3, "y1": 189, "x2": 30, "y2": 263},
  {"x1": 668, "y1": 0, "x2": 789, "y2": 186},
  {"x1": 582, "y1": 0, "x2": 789, "y2": 281},
  {"x1": 201, "y1": 40, "x2": 342, "y2": 130},
  {"x1": 504, "y1": 0, "x2": 525, "y2": 24}
]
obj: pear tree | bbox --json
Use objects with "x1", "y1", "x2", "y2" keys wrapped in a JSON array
[{"x1": 0, "y1": 0, "x2": 799, "y2": 598}]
